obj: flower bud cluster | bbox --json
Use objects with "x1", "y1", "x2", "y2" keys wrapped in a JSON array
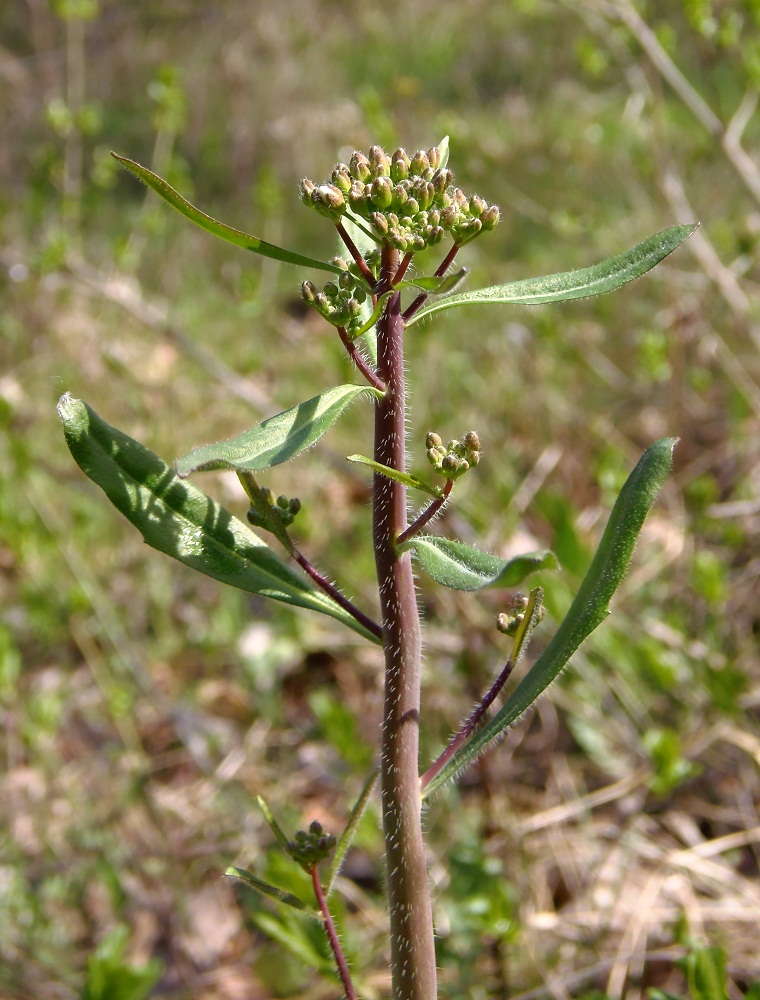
[
  {"x1": 300, "y1": 145, "x2": 499, "y2": 253},
  {"x1": 287, "y1": 820, "x2": 337, "y2": 869},
  {"x1": 247, "y1": 488, "x2": 302, "y2": 529},
  {"x1": 496, "y1": 593, "x2": 546, "y2": 636},
  {"x1": 425, "y1": 430, "x2": 481, "y2": 480},
  {"x1": 301, "y1": 257, "x2": 369, "y2": 336}
]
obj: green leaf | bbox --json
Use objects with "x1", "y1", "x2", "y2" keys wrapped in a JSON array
[
  {"x1": 224, "y1": 867, "x2": 315, "y2": 912},
  {"x1": 346, "y1": 455, "x2": 443, "y2": 497},
  {"x1": 686, "y1": 945, "x2": 729, "y2": 1000},
  {"x1": 351, "y1": 290, "x2": 393, "y2": 339},
  {"x1": 176, "y1": 385, "x2": 382, "y2": 477},
  {"x1": 400, "y1": 535, "x2": 557, "y2": 591},
  {"x1": 256, "y1": 795, "x2": 291, "y2": 852},
  {"x1": 58, "y1": 395, "x2": 380, "y2": 644},
  {"x1": 437, "y1": 135, "x2": 450, "y2": 168},
  {"x1": 83, "y1": 926, "x2": 163, "y2": 1000},
  {"x1": 407, "y1": 225, "x2": 697, "y2": 324},
  {"x1": 397, "y1": 267, "x2": 468, "y2": 294},
  {"x1": 112, "y1": 153, "x2": 342, "y2": 273},
  {"x1": 421, "y1": 438, "x2": 677, "y2": 795},
  {"x1": 325, "y1": 770, "x2": 379, "y2": 898}
]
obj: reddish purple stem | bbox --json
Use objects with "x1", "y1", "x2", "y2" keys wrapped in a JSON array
[
  {"x1": 294, "y1": 548, "x2": 383, "y2": 641},
  {"x1": 420, "y1": 653, "x2": 516, "y2": 791},
  {"x1": 336, "y1": 221, "x2": 376, "y2": 286},
  {"x1": 337, "y1": 326, "x2": 386, "y2": 392},
  {"x1": 402, "y1": 243, "x2": 461, "y2": 323},
  {"x1": 311, "y1": 865, "x2": 358, "y2": 1000},
  {"x1": 396, "y1": 479, "x2": 453, "y2": 547}
]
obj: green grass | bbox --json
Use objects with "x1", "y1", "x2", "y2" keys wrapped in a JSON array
[{"x1": 2, "y1": 1, "x2": 759, "y2": 997}]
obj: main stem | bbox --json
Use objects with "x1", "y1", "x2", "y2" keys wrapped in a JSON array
[{"x1": 373, "y1": 245, "x2": 437, "y2": 1000}]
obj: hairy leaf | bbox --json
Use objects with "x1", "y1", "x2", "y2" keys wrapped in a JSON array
[
  {"x1": 407, "y1": 225, "x2": 697, "y2": 324},
  {"x1": 346, "y1": 455, "x2": 443, "y2": 497},
  {"x1": 58, "y1": 395, "x2": 380, "y2": 644},
  {"x1": 176, "y1": 385, "x2": 382, "y2": 477},
  {"x1": 113, "y1": 154, "x2": 342, "y2": 273},
  {"x1": 422, "y1": 438, "x2": 677, "y2": 794},
  {"x1": 325, "y1": 770, "x2": 379, "y2": 898},
  {"x1": 400, "y1": 535, "x2": 556, "y2": 591}
]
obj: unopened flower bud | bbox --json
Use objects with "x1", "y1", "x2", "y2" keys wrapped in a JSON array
[
  {"x1": 299, "y1": 177, "x2": 316, "y2": 205},
  {"x1": 410, "y1": 150, "x2": 430, "y2": 176},
  {"x1": 309, "y1": 820, "x2": 324, "y2": 836},
  {"x1": 350, "y1": 151, "x2": 371, "y2": 182},
  {"x1": 481, "y1": 205, "x2": 500, "y2": 230},
  {"x1": 331, "y1": 164, "x2": 352, "y2": 194},
  {"x1": 370, "y1": 211, "x2": 389, "y2": 236},
  {"x1": 301, "y1": 280, "x2": 317, "y2": 304},
  {"x1": 312, "y1": 183, "x2": 346, "y2": 218},
  {"x1": 289, "y1": 498, "x2": 302, "y2": 516},
  {"x1": 431, "y1": 168, "x2": 452, "y2": 196},
  {"x1": 470, "y1": 195, "x2": 488, "y2": 218},
  {"x1": 442, "y1": 454, "x2": 460, "y2": 475},
  {"x1": 426, "y1": 431, "x2": 442, "y2": 449},
  {"x1": 427, "y1": 145, "x2": 442, "y2": 169},
  {"x1": 371, "y1": 175, "x2": 393, "y2": 209},
  {"x1": 464, "y1": 431, "x2": 480, "y2": 451},
  {"x1": 427, "y1": 448, "x2": 442, "y2": 467},
  {"x1": 391, "y1": 147, "x2": 411, "y2": 182},
  {"x1": 368, "y1": 145, "x2": 390, "y2": 177},
  {"x1": 338, "y1": 270, "x2": 354, "y2": 290}
]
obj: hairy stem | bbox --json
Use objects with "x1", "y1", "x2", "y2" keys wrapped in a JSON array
[
  {"x1": 293, "y1": 548, "x2": 383, "y2": 641},
  {"x1": 373, "y1": 244, "x2": 437, "y2": 1000},
  {"x1": 311, "y1": 866, "x2": 358, "y2": 1000},
  {"x1": 396, "y1": 478, "x2": 453, "y2": 546},
  {"x1": 337, "y1": 325, "x2": 387, "y2": 392}
]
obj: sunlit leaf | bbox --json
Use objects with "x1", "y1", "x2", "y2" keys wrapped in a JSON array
[
  {"x1": 407, "y1": 225, "x2": 697, "y2": 324},
  {"x1": 396, "y1": 267, "x2": 468, "y2": 295},
  {"x1": 346, "y1": 455, "x2": 442, "y2": 497},
  {"x1": 112, "y1": 154, "x2": 342, "y2": 273},
  {"x1": 400, "y1": 535, "x2": 556, "y2": 591},
  {"x1": 58, "y1": 395, "x2": 380, "y2": 644},
  {"x1": 176, "y1": 385, "x2": 382, "y2": 476},
  {"x1": 422, "y1": 438, "x2": 677, "y2": 794}
]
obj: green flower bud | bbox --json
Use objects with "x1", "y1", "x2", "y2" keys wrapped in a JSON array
[
  {"x1": 470, "y1": 195, "x2": 488, "y2": 218},
  {"x1": 338, "y1": 270, "x2": 354, "y2": 290},
  {"x1": 370, "y1": 211, "x2": 389, "y2": 236},
  {"x1": 371, "y1": 175, "x2": 393, "y2": 209},
  {"x1": 323, "y1": 281, "x2": 339, "y2": 298},
  {"x1": 289, "y1": 498, "x2": 302, "y2": 515},
  {"x1": 260, "y1": 486, "x2": 273, "y2": 504},
  {"x1": 350, "y1": 151, "x2": 371, "y2": 182},
  {"x1": 348, "y1": 181, "x2": 367, "y2": 214},
  {"x1": 468, "y1": 450, "x2": 480, "y2": 466},
  {"x1": 481, "y1": 205, "x2": 500, "y2": 230},
  {"x1": 299, "y1": 177, "x2": 316, "y2": 206},
  {"x1": 442, "y1": 454, "x2": 460, "y2": 475},
  {"x1": 426, "y1": 431, "x2": 442, "y2": 449},
  {"x1": 309, "y1": 820, "x2": 323, "y2": 836},
  {"x1": 276, "y1": 495, "x2": 289, "y2": 510},
  {"x1": 301, "y1": 280, "x2": 317, "y2": 304},
  {"x1": 431, "y1": 168, "x2": 452, "y2": 197},
  {"x1": 280, "y1": 511, "x2": 294, "y2": 527},
  {"x1": 441, "y1": 205, "x2": 458, "y2": 229},
  {"x1": 331, "y1": 164, "x2": 352, "y2": 194},
  {"x1": 427, "y1": 145, "x2": 442, "y2": 169},
  {"x1": 312, "y1": 183, "x2": 346, "y2": 219},
  {"x1": 404, "y1": 197, "x2": 420, "y2": 217},
  {"x1": 427, "y1": 447, "x2": 443, "y2": 468},
  {"x1": 391, "y1": 147, "x2": 411, "y2": 182},
  {"x1": 392, "y1": 183, "x2": 409, "y2": 209},
  {"x1": 464, "y1": 431, "x2": 480, "y2": 451},
  {"x1": 428, "y1": 225, "x2": 444, "y2": 245},
  {"x1": 331, "y1": 256, "x2": 350, "y2": 271},
  {"x1": 410, "y1": 150, "x2": 430, "y2": 176},
  {"x1": 369, "y1": 145, "x2": 390, "y2": 177}
]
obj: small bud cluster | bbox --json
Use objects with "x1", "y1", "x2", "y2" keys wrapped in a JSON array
[
  {"x1": 301, "y1": 257, "x2": 370, "y2": 337},
  {"x1": 300, "y1": 145, "x2": 499, "y2": 253},
  {"x1": 247, "y1": 488, "x2": 302, "y2": 529},
  {"x1": 287, "y1": 820, "x2": 337, "y2": 869},
  {"x1": 426, "y1": 430, "x2": 481, "y2": 480},
  {"x1": 496, "y1": 593, "x2": 546, "y2": 636}
]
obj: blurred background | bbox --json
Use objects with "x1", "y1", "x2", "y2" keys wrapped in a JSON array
[{"x1": 1, "y1": 1, "x2": 759, "y2": 998}]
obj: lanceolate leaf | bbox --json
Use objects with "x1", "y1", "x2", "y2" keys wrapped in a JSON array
[
  {"x1": 421, "y1": 438, "x2": 677, "y2": 795},
  {"x1": 224, "y1": 867, "x2": 314, "y2": 913},
  {"x1": 397, "y1": 267, "x2": 468, "y2": 295},
  {"x1": 400, "y1": 535, "x2": 557, "y2": 591},
  {"x1": 406, "y1": 225, "x2": 697, "y2": 324},
  {"x1": 176, "y1": 385, "x2": 383, "y2": 477},
  {"x1": 325, "y1": 769, "x2": 379, "y2": 898},
  {"x1": 112, "y1": 154, "x2": 342, "y2": 274},
  {"x1": 58, "y1": 395, "x2": 380, "y2": 644},
  {"x1": 346, "y1": 455, "x2": 443, "y2": 497}
]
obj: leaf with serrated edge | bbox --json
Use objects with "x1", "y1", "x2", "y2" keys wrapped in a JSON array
[
  {"x1": 325, "y1": 770, "x2": 379, "y2": 898},
  {"x1": 407, "y1": 225, "x2": 697, "y2": 324},
  {"x1": 176, "y1": 385, "x2": 382, "y2": 477},
  {"x1": 58, "y1": 395, "x2": 380, "y2": 644},
  {"x1": 224, "y1": 867, "x2": 314, "y2": 912},
  {"x1": 401, "y1": 535, "x2": 556, "y2": 591},
  {"x1": 112, "y1": 154, "x2": 342, "y2": 273},
  {"x1": 347, "y1": 455, "x2": 442, "y2": 497},
  {"x1": 422, "y1": 438, "x2": 677, "y2": 796}
]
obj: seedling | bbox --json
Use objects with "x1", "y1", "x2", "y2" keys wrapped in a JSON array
[{"x1": 59, "y1": 138, "x2": 695, "y2": 1000}]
